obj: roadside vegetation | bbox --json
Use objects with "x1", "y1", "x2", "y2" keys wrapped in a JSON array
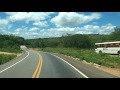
[
  {"x1": 0, "y1": 54, "x2": 16, "y2": 65},
  {"x1": 0, "y1": 48, "x2": 21, "y2": 53},
  {"x1": 42, "y1": 47, "x2": 120, "y2": 68},
  {"x1": 0, "y1": 34, "x2": 24, "y2": 65},
  {"x1": 0, "y1": 34, "x2": 24, "y2": 53}
]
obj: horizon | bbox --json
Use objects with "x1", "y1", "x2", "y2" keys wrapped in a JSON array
[{"x1": 0, "y1": 33, "x2": 109, "y2": 40}]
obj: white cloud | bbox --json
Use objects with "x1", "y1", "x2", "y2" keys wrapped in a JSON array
[
  {"x1": 12, "y1": 27, "x2": 40, "y2": 39},
  {"x1": 38, "y1": 27, "x2": 80, "y2": 38},
  {"x1": 15, "y1": 27, "x2": 28, "y2": 32},
  {"x1": 82, "y1": 25, "x2": 100, "y2": 31},
  {"x1": 33, "y1": 21, "x2": 48, "y2": 27},
  {"x1": 99, "y1": 23, "x2": 116, "y2": 34},
  {"x1": 6, "y1": 12, "x2": 55, "y2": 23},
  {"x1": 0, "y1": 30, "x2": 6, "y2": 34},
  {"x1": 38, "y1": 27, "x2": 89, "y2": 38},
  {"x1": 0, "y1": 29, "x2": 12, "y2": 35},
  {"x1": 51, "y1": 12, "x2": 101, "y2": 27},
  {"x1": 37, "y1": 24, "x2": 116, "y2": 38},
  {"x1": 29, "y1": 27, "x2": 39, "y2": 31},
  {"x1": 79, "y1": 24, "x2": 116, "y2": 34},
  {"x1": 5, "y1": 12, "x2": 17, "y2": 15},
  {"x1": 8, "y1": 23, "x2": 116, "y2": 39},
  {"x1": 0, "y1": 19, "x2": 9, "y2": 28}
]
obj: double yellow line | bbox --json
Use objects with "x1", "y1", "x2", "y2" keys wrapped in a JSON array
[{"x1": 32, "y1": 52, "x2": 42, "y2": 78}]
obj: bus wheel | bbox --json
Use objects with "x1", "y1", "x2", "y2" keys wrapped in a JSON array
[
  {"x1": 118, "y1": 51, "x2": 120, "y2": 55},
  {"x1": 99, "y1": 51, "x2": 102, "y2": 54}
]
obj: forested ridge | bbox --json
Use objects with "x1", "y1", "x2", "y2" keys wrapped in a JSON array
[{"x1": 0, "y1": 27, "x2": 120, "y2": 52}]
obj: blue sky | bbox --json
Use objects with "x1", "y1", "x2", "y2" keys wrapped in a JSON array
[{"x1": 0, "y1": 12, "x2": 120, "y2": 39}]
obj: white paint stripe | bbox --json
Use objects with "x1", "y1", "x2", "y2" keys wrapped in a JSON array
[
  {"x1": 46, "y1": 52, "x2": 89, "y2": 78},
  {"x1": 0, "y1": 51, "x2": 29, "y2": 74}
]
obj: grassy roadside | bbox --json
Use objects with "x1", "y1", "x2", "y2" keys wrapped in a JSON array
[
  {"x1": 0, "y1": 54, "x2": 17, "y2": 65},
  {"x1": 41, "y1": 47, "x2": 120, "y2": 68},
  {"x1": 0, "y1": 48, "x2": 21, "y2": 65},
  {"x1": 0, "y1": 48, "x2": 22, "y2": 53}
]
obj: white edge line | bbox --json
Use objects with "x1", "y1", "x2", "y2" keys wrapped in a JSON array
[
  {"x1": 45, "y1": 52, "x2": 89, "y2": 78},
  {"x1": 0, "y1": 51, "x2": 29, "y2": 74}
]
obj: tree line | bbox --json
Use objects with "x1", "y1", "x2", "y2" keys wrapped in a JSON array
[
  {"x1": 0, "y1": 34, "x2": 25, "y2": 53},
  {"x1": 25, "y1": 27, "x2": 120, "y2": 49},
  {"x1": 0, "y1": 27, "x2": 120, "y2": 52}
]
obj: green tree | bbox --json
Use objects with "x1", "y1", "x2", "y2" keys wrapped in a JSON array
[{"x1": 110, "y1": 27, "x2": 120, "y2": 41}]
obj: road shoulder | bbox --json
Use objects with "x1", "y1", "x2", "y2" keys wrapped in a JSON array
[{"x1": 47, "y1": 52, "x2": 119, "y2": 78}]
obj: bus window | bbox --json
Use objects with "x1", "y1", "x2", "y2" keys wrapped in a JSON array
[
  {"x1": 116, "y1": 43, "x2": 120, "y2": 47},
  {"x1": 110, "y1": 44, "x2": 114, "y2": 47}
]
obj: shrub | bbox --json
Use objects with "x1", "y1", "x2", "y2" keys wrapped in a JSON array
[{"x1": 0, "y1": 54, "x2": 16, "y2": 65}]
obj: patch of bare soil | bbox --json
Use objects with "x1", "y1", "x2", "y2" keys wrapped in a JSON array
[
  {"x1": 0, "y1": 51, "x2": 16, "y2": 55},
  {"x1": 17, "y1": 53, "x2": 22, "y2": 57},
  {"x1": 81, "y1": 60, "x2": 120, "y2": 77},
  {"x1": 0, "y1": 51, "x2": 22, "y2": 57},
  {"x1": 96, "y1": 66, "x2": 120, "y2": 77},
  {"x1": 28, "y1": 48, "x2": 39, "y2": 51}
]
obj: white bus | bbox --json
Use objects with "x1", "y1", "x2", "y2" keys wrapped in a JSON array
[{"x1": 95, "y1": 41, "x2": 120, "y2": 55}]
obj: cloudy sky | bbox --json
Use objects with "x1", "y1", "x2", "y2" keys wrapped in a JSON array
[{"x1": 0, "y1": 12, "x2": 119, "y2": 39}]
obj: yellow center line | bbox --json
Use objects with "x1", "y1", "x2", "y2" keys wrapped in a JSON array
[
  {"x1": 36, "y1": 54, "x2": 42, "y2": 78},
  {"x1": 32, "y1": 59, "x2": 40, "y2": 78},
  {"x1": 32, "y1": 51, "x2": 42, "y2": 78}
]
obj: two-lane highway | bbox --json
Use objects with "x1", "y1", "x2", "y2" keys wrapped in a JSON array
[{"x1": 0, "y1": 50, "x2": 118, "y2": 78}]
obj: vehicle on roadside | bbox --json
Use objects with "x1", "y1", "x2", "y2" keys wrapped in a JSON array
[{"x1": 95, "y1": 41, "x2": 120, "y2": 55}]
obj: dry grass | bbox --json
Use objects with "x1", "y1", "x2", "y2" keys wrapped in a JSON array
[{"x1": 0, "y1": 51, "x2": 16, "y2": 55}]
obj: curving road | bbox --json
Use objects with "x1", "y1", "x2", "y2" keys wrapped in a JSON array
[{"x1": 0, "y1": 50, "x2": 118, "y2": 78}]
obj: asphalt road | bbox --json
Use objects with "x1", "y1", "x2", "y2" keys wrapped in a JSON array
[{"x1": 0, "y1": 50, "x2": 118, "y2": 78}]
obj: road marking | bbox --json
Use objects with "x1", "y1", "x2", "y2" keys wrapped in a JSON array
[
  {"x1": 36, "y1": 53, "x2": 42, "y2": 78},
  {"x1": 0, "y1": 51, "x2": 29, "y2": 74},
  {"x1": 46, "y1": 52, "x2": 89, "y2": 78},
  {"x1": 32, "y1": 52, "x2": 42, "y2": 78},
  {"x1": 32, "y1": 57, "x2": 40, "y2": 78}
]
